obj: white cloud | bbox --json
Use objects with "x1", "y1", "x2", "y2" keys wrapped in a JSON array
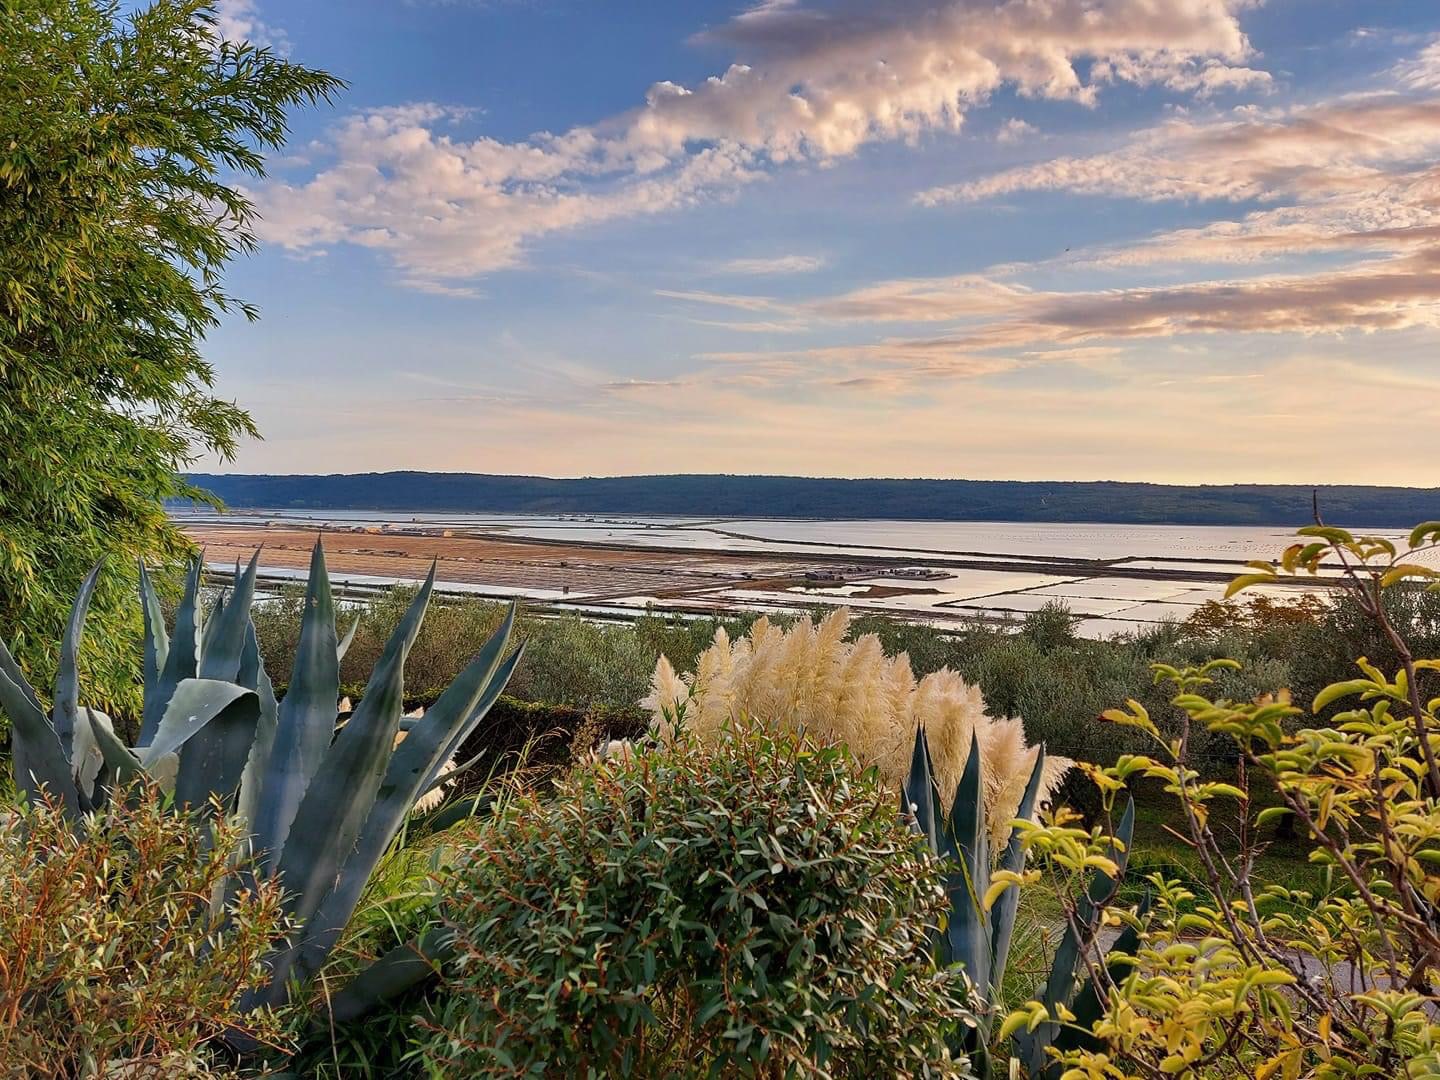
[
  {"x1": 919, "y1": 97, "x2": 1440, "y2": 207},
  {"x1": 995, "y1": 118, "x2": 1037, "y2": 144},
  {"x1": 718, "y1": 254, "x2": 826, "y2": 274},
  {"x1": 256, "y1": 0, "x2": 1265, "y2": 287},
  {"x1": 653, "y1": 288, "x2": 779, "y2": 311},
  {"x1": 1396, "y1": 37, "x2": 1440, "y2": 92},
  {"x1": 212, "y1": 0, "x2": 288, "y2": 50}
]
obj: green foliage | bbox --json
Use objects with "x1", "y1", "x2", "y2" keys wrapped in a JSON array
[
  {"x1": 901, "y1": 728, "x2": 1139, "y2": 1076},
  {"x1": 1003, "y1": 520, "x2": 1440, "y2": 1077},
  {"x1": 253, "y1": 588, "x2": 754, "y2": 713},
  {"x1": 423, "y1": 719, "x2": 977, "y2": 1078},
  {"x1": 186, "y1": 471, "x2": 1440, "y2": 527},
  {"x1": 1, "y1": 545, "x2": 521, "y2": 1026},
  {"x1": 0, "y1": 786, "x2": 290, "y2": 1076},
  {"x1": 1020, "y1": 602, "x2": 1079, "y2": 654},
  {"x1": 254, "y1": 578, "x2": 1353, "y2": 786},
  {"x1": 0, "y1": 0, "x2": 340, "y2": 718}
]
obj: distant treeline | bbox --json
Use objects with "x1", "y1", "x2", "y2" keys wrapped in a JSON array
[{"x1": 179, "y1": 472, "x2": 1440, "y2": 527}]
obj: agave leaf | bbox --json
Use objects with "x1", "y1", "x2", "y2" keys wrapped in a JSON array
[
  {"x1": 902, "y1": 726, "x2": 943, "y2": 853},
  {"x1": 421, "y1": 607, "x2": 518, "y2": 789},
  {"x1": 337, "y1": 612, "x2": 360, "y2": 661},
  {"x1": 1016, "y1": 796, "x2": 1135, "y2": 1073},
  {"x1": 2, "y1": 666, "x2": 82, "y2": 815},
  {"x1": 148, "y1": 556, "x2": 204, "y2": 744},
  {"x1": 1051, "y1": 895, "x2": 1152, "y2": 1068},
  {"x1": 945, "y1": 732, "x2": 991, "y2": 994},
  {"x1": 991, "y1": 747, "x2": 1047, "y2": 994},
  {"x1": 323, "y1": 928, "x2": 455, "y2": 1024},
  {"x1": 86, "y1": 710, "x2": 145, "y2": 790},
  {"x1": 199, "y1": 551, "x2": 260, "y2": 682},
  {"x1": 0, "y1": 637, "x2": 43, "y2": 717},
  {"x1": 53, "y1": 560, "x2": 104, "y2": 762},
  {"x1": 249, "y1": 540, "x2": 340, "y2": 871},
  {"x1": 149, "y1": 751, "x2": 180, "y2": 793},
  {"x1": 173, "y1": 686, "x2": 262, "y2": 813},
  {"x1": 203, "y1": 589, "x2": 228, "y2": 654},
  {"x1": 70, "y1": 708, "x2": 112, "y2": 802},
  {"x1": 139, "y1": 562, "x2": 170, "y2": 738},
  {"x1": 281, "y1": 630, "x2": 518, "y2": 994},
  {"x1": 272, "y1": 564, "x2": 434, "y2": 934},
  {"x1": 235, "y1": 621, "x2": 279, "y2": 839},
  {"x1": 139, "y1": 678, "x2": 258, "y2": 768}
]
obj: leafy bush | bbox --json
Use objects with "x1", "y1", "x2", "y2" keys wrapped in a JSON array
[
  {"x1": 0, "y1": 788, "x2": 289, "y2": 1076},
  {"x1": 252, "y1": 577, "x2": 1368, "y2": 787},
  {"x1": 1003, "y1": 521, "x2": 1440, "y2": 1077},
  {"x1": 1019, "y1": 602, "x2": 1078, "y2": 653},
  {"x1": 253, "y1": 589, "x2": 752, "y2": 712},
  {"x1": 421, "y1": 720, "x2": 977, "y2": 1078}
]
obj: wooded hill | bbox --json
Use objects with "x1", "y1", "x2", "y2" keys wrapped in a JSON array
[{"x1": 182, "y1": 472, "x2": 1440, "y2": 527}]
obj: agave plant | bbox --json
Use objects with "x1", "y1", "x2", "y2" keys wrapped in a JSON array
[
  {"x1": 903, "y1": 727, "x2": 1145, "y2": 1077},
  {"x1": 0, "y1": 541, "x2": 521, "y2": 1015}
]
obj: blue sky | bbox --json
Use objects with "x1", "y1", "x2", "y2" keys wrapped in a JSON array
[{"x1": 202, "y1": 0, "x2": 1440, "y2": 484}]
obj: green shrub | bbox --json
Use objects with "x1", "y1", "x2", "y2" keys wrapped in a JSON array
[
  {"x1": 1002, "y1": 522, "x2": 1440, "y2": 1078},
  {"x1": 1020, "y1": 601, "x2": 1078, "y2": 653},
  {"x1": 0, "y1": 788, "x2": 290, "y2": 1076},
  {"x1": 421, "y1": 720, "x2": 977, "y2": 1078}
]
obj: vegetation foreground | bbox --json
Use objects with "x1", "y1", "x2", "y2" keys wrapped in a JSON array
[
  {"x1": 1, "y1": 520, "x2": 1439, "y2": 1077},
  {"x1": 15, "y1": 1, "x2": 1440, "y2": 1075}
]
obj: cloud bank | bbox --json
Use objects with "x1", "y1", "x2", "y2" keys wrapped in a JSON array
[{"x1": 255, "y1": 0, "x2": 1265, "y2": 287}]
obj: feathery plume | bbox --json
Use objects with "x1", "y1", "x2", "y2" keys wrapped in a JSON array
[{"x1": 643, "y1": 609, "x2": 1070, "y2": 848}]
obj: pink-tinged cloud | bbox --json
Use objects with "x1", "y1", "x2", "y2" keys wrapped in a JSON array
[{"x1": 255, "y1": 0, "x2": 1263, "y2": 287}]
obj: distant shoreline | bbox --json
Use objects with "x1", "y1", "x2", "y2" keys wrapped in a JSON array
[{"x1": 181, "y1": 472, "x2": 1440, "y2": 528}]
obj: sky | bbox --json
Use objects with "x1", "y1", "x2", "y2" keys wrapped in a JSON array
[{"x1": 199, "y1": 0, "x2": 1440, "y2": 485}]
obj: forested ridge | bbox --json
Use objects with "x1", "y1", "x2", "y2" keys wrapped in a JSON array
[{"x1": 183, "y1": 471, "x2": 1440, "y2": 526}]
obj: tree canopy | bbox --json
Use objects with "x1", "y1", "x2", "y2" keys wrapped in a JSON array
[{"x1": 0, "y1": 0, "x2": 342, "y2": 716}]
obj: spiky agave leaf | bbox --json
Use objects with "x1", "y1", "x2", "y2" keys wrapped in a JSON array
[
  {"x1": 902, "y1": 725, "x2": 943, "y2": 854},
  {"x1": 1, "y1": 663, "x2": 82, "y2": 815},
  {"x1": 172, "y1": 687, "x2": 262, "y2": 813},
  {"x1": 944, "y1": 732, "x2": 991, "y2": 991},
  {"x1": 86, "y1": 710, "x2": 145, "y2": 790},
  {"x1": 147, "y1": 556, "x2": 204, "y2": 745},
  {"x1": 272, "y1": 564, "x2": 435, "y2": 931},
  {"x1": 1050, "y1": 893, "x2": 1152, "y2": 1070},
  {"x1": 1014, "y1": 796, "x2": 1136, "y2": 1074},
  {"x1": 273, "y1": 616, "x2": 520, "y2": 1000},
  {"x1": 249, "y1": 539, "x2": 340, "y2": 872},
  {"x1": 337, "y1": 611, "x2": 360, "y2": 661},
  {"x1": 0, "y1": 637, "x2": 43, "y2": 718},
  {"x1": 234, "y1": 621, "x2": 279, "y2": 846},
  {"x1": 53, "y1": 560, "x2": 105, "y2": 763},
  {"x1": 323, "y1": 926, "x2": 457, "y2": 1024},
  {"x1": 198, "y1": 550, "x2": 261, "y2": 682},
  {"x1": 990, "y1": 746, "x2": 1048, "y2": 996},
  {"x1": 70, "y1": 708, "x2": 113, "y2": 803},
  {"x1": 139, "y1": 679, "x2": 259, "y2": 768},
  {"x1": 138, "y1": 562, "x2": 170, "y2": 740}
]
